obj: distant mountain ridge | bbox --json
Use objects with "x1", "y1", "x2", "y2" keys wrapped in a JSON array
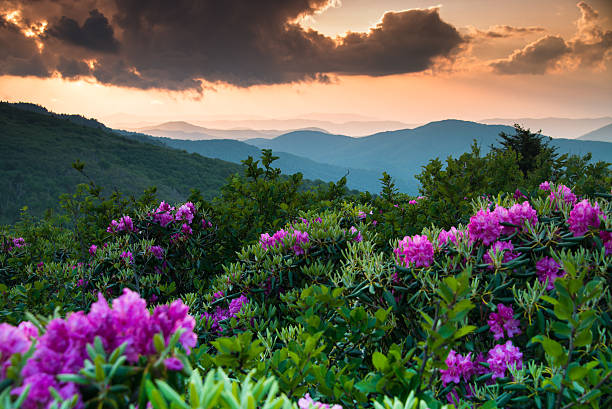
[
  {"x1": 139, "y1": 121, "x2": 329, "y2": 141},
  {"x1": 247, "y1": 119, "x2": 612, "y2": 193},
  {"x1": 480, "y1": 117, "x2": 612, "y2": 139},
  {"x1": 577, "y1": 123, "x2": 612, "y2": 143},
  {"x1": 156, "y1": 137, "x2": 412, "y2": 193},
  {"x1": 114, "y1": 118, "x2": 418, "y2": 137}
]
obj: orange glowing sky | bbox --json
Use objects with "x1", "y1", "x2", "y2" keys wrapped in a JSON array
[{"x1": 1, "y1": 0, "x2": 611, "y2": 125}]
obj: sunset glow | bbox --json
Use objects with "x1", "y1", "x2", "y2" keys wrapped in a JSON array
[{"x1": 0, "y1": 0, "x2": 610, "y2": 125}]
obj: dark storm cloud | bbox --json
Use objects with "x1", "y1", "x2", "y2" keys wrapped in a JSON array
[
  {"x1": 491, "y1": 2, "x2": 611, "y2": 75},
  {"x1": 0, "y1": 0, "x2": 464, "y2": 91},
  {"x1": 48, "y1": 9, "x2": 119, "y2": 52}
]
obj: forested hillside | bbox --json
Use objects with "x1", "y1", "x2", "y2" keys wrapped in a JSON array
[{"x1": 0, "y1": 103, "x2": 243, "y2": 223}]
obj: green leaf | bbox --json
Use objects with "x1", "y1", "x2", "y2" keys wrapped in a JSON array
[
  {"x1": 372, "y1": 352, "x2": 388, "y2": 372},
  {"x1": 574, "y1": 329, "x2": 593, "y2": 348},
  {"x1": 453, "y1": 325, "x2": 476, "y2": 339},
  {"x1": 568, "y1": 366, "x2": 588, "y2": 381},
  {"x1": 532, "y1": 336, "x2": 564, "y2": 359}
]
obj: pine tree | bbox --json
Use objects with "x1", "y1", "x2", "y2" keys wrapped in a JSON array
[{"x1": 494, "y1": 124, "x2": 558, "y2": 177}]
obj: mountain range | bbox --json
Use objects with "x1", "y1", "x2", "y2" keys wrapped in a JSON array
[
  {"x1": 138, "y1": 121, "x2": 328, "y2": 141},
  {"x1": 3, "y1": 102, "x2": 611, "y2": 224},
  {"x1": 243, "y1": 120, "x2": 612, "y2": 193},
  {"x1": 480, "y1": 117, "x2": 612, "y2": 139},
  {"x1": 577, "y1": 123, "x2": 612, "y2": 142}
]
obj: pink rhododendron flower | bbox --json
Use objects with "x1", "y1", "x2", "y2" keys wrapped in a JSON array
[
  {"x1": 483, "y1": 241, "x2": 518, "y2": 269},
  {"x1": 14, "y1": 289, "x2": 196, "y2": 408},
  {"x1": 107, "y1": 216, "x2": 136, "y2": 233},
  {"x1": 487, "y1": 304, "x2": 521, "y2": 340},
  {"x1": 508, "y1": 201, "x2": 538, "y2": 231},
  {"x1": 349, "y1": 226, "x2": 362, "y2": 242},
  {"x1": 175, "y1": 202, "x2": 195, "y2": 224},
  {"x1": 89, "y1": 244, "x2": 97, "y2": 256},
  {"x1": 440, "y1": 350, "x2": 474, "y2": 386},
  {"x1": 550, "y1": 184, "x2": 577, "y2": 206},
  {"x1": 468, "y1": 209, "x2": 501, "y2": 245},
  {"x1": 164, "y1": 357, "x2": 183, "y2": 371},
  {"x1": 202, "y1": 295, "x2": 249, "y2": 333},
  {"x1": 120, "y1": 251, "x2": 134, "y2": 264},
  {"x1": 298, "y1": 394, "x2": 342, "y2": 409},
  {"x1": 536, "y1": 257, "x2": 565, "y2": 290},
  {"x1": 0, "y1": 323, "x2": 33, "y2": 379},
  {"x1": 568, "y1": 199, "x2": 605, "y2": 236},
  {"x1": 149, "y1": 245, "x2": 164, "y2": 260},
  {"x1": 539, "y1": 181, "x2": 551, "y2": 191},
  {"x1": 9, "y1": 237, "x2": 26, "y2": 250},
  {"x1": 486, "y1": 341, "x2": 523, "y2": 379},
  {"x1": 394, "y1": 235, "x2": 434, "y2": 268},
  {"x1": 438, "y1": 227, "x2": 464, "y2": 246},
  {"x1": 181, "y1": 224, "x2": 193, "y2": 235}
]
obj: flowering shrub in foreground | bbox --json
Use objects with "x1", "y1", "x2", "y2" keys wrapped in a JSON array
[
  {"x1": 1, "y1": 289, "x2": 196, "y2": 408},
  {"x1": 0, "y1": 181, "x2": 610, "y2": 409}
]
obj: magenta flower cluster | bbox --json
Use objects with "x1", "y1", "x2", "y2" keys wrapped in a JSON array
[
  {"x1": 536, "y1": 257, "x2": 565, "y2": 290},
  {"x1": 298, "y1": 393, "x2": 342, "y2": 409},
  {"x1": 568, "y1": 199, "x2": 605, "y2": 236},
  {"x1": 483, "y1": 241, "x2": 518, "y2": 269},
  {"x1": 441, "y1": 303, "x2": 522, "y2": 402},
  {"x1": 394, "y1": 235, "x2": 434, "y2": 268},
  {"x1": 149, "y1": 245, "x2": 165, "y2": 260},
  {"x1": 260, "y1": 229, "x2": 309, "y2": 255},
  {"x1": 151, "y1": 201, "x2": 198, "y2": 233},
  {"x1": 348, "y1": 226, "x2": 363, "y2": 242},
  {"x1": 3, "y1": 237, "x2": 26, "y2": 252},
  {"x1": 120, "y1": 251, "x2": 134, "y2": 265},
  {"x1": 202, "y1": 293, "x2": 249, "y2": 333},
  {"x1": 540, "y1": 182, "x2": 577, "y2": 206},
  {"x1": 11, "y1": 289, "x2": 196, "y2": 408},
  {"x1": 469, "y1": 202, "x2": 538, "y2": 245},
  {"x1": 440, "y1": 350, "x2": 475, "y2": 386},
  {"x1": 487, "y1": 304, "x2": 521, "y2": 340},
  {"x1": 152, "y1": 201, "x2": 176, "y2": 227},
  {"x1": 437, "y1": 227, "x2": 464, "y2": 246},
  {"x1": 468, "y1": 209, "x2": 502, "y2": 246},
  {"x1": 0, "y1": 322, "x2": 37, "y2": 379},
  {"x1": 107, "y1": 215, "x2": 136, "y2": 233},
  {"x1": 487, "y1": 341, "x2": 523, "y2": 379}
]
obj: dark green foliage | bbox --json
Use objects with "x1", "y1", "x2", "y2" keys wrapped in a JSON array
[{"x1": 494, "y1": 124, "x2": 558, "y2": 176}]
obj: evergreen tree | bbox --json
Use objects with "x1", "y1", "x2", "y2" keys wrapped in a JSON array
[{"x1": 494, "y1": 124, "x2": 558, "y2": 176}]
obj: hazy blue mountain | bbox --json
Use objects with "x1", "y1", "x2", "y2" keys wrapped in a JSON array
[
  {"x1": 577, "y1": 123, "x2": 612, "y2": 143},
  {"x1": 480, "y1": 117, "x2": 612, "y2": 139},
  {"x1": 248, "y1": 120, "x2": 612, "y2": 192},
  {"x1": 139, "y1": 121, "x2": 330, "y2": 141},
  {"x1": 157, "y1": 137, "x2": 414, "y2": 193}
]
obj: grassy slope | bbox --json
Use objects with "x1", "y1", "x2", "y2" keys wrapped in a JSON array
[{"x1": 0, "y1": 103, "x2": 243, "y2": 223}]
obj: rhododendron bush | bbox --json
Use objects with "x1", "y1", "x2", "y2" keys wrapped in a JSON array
[{"x1": 1, "y1": 152, "x2": 611, "y2": 409}]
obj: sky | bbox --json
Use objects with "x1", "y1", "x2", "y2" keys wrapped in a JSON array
[{"x1": 1, "y1": 0, "x2": 611, "y2": 125}]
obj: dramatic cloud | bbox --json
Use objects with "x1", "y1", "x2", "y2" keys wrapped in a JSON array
[
  {"x1": 48, "y1": 9, "x2": 119, "y2": 52},
  {"x1": 491, "y1": 35, "x2": 570, "y2": 74},
  {"x1": 491, "y1": 1, "x2": 611, "y2": 74},
  {"x1": 467, "y1": 25, "x2": 546, "y2": 40},
  {"x1": 0, "y1": 0, "x2": 464, "y2": 91}
]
